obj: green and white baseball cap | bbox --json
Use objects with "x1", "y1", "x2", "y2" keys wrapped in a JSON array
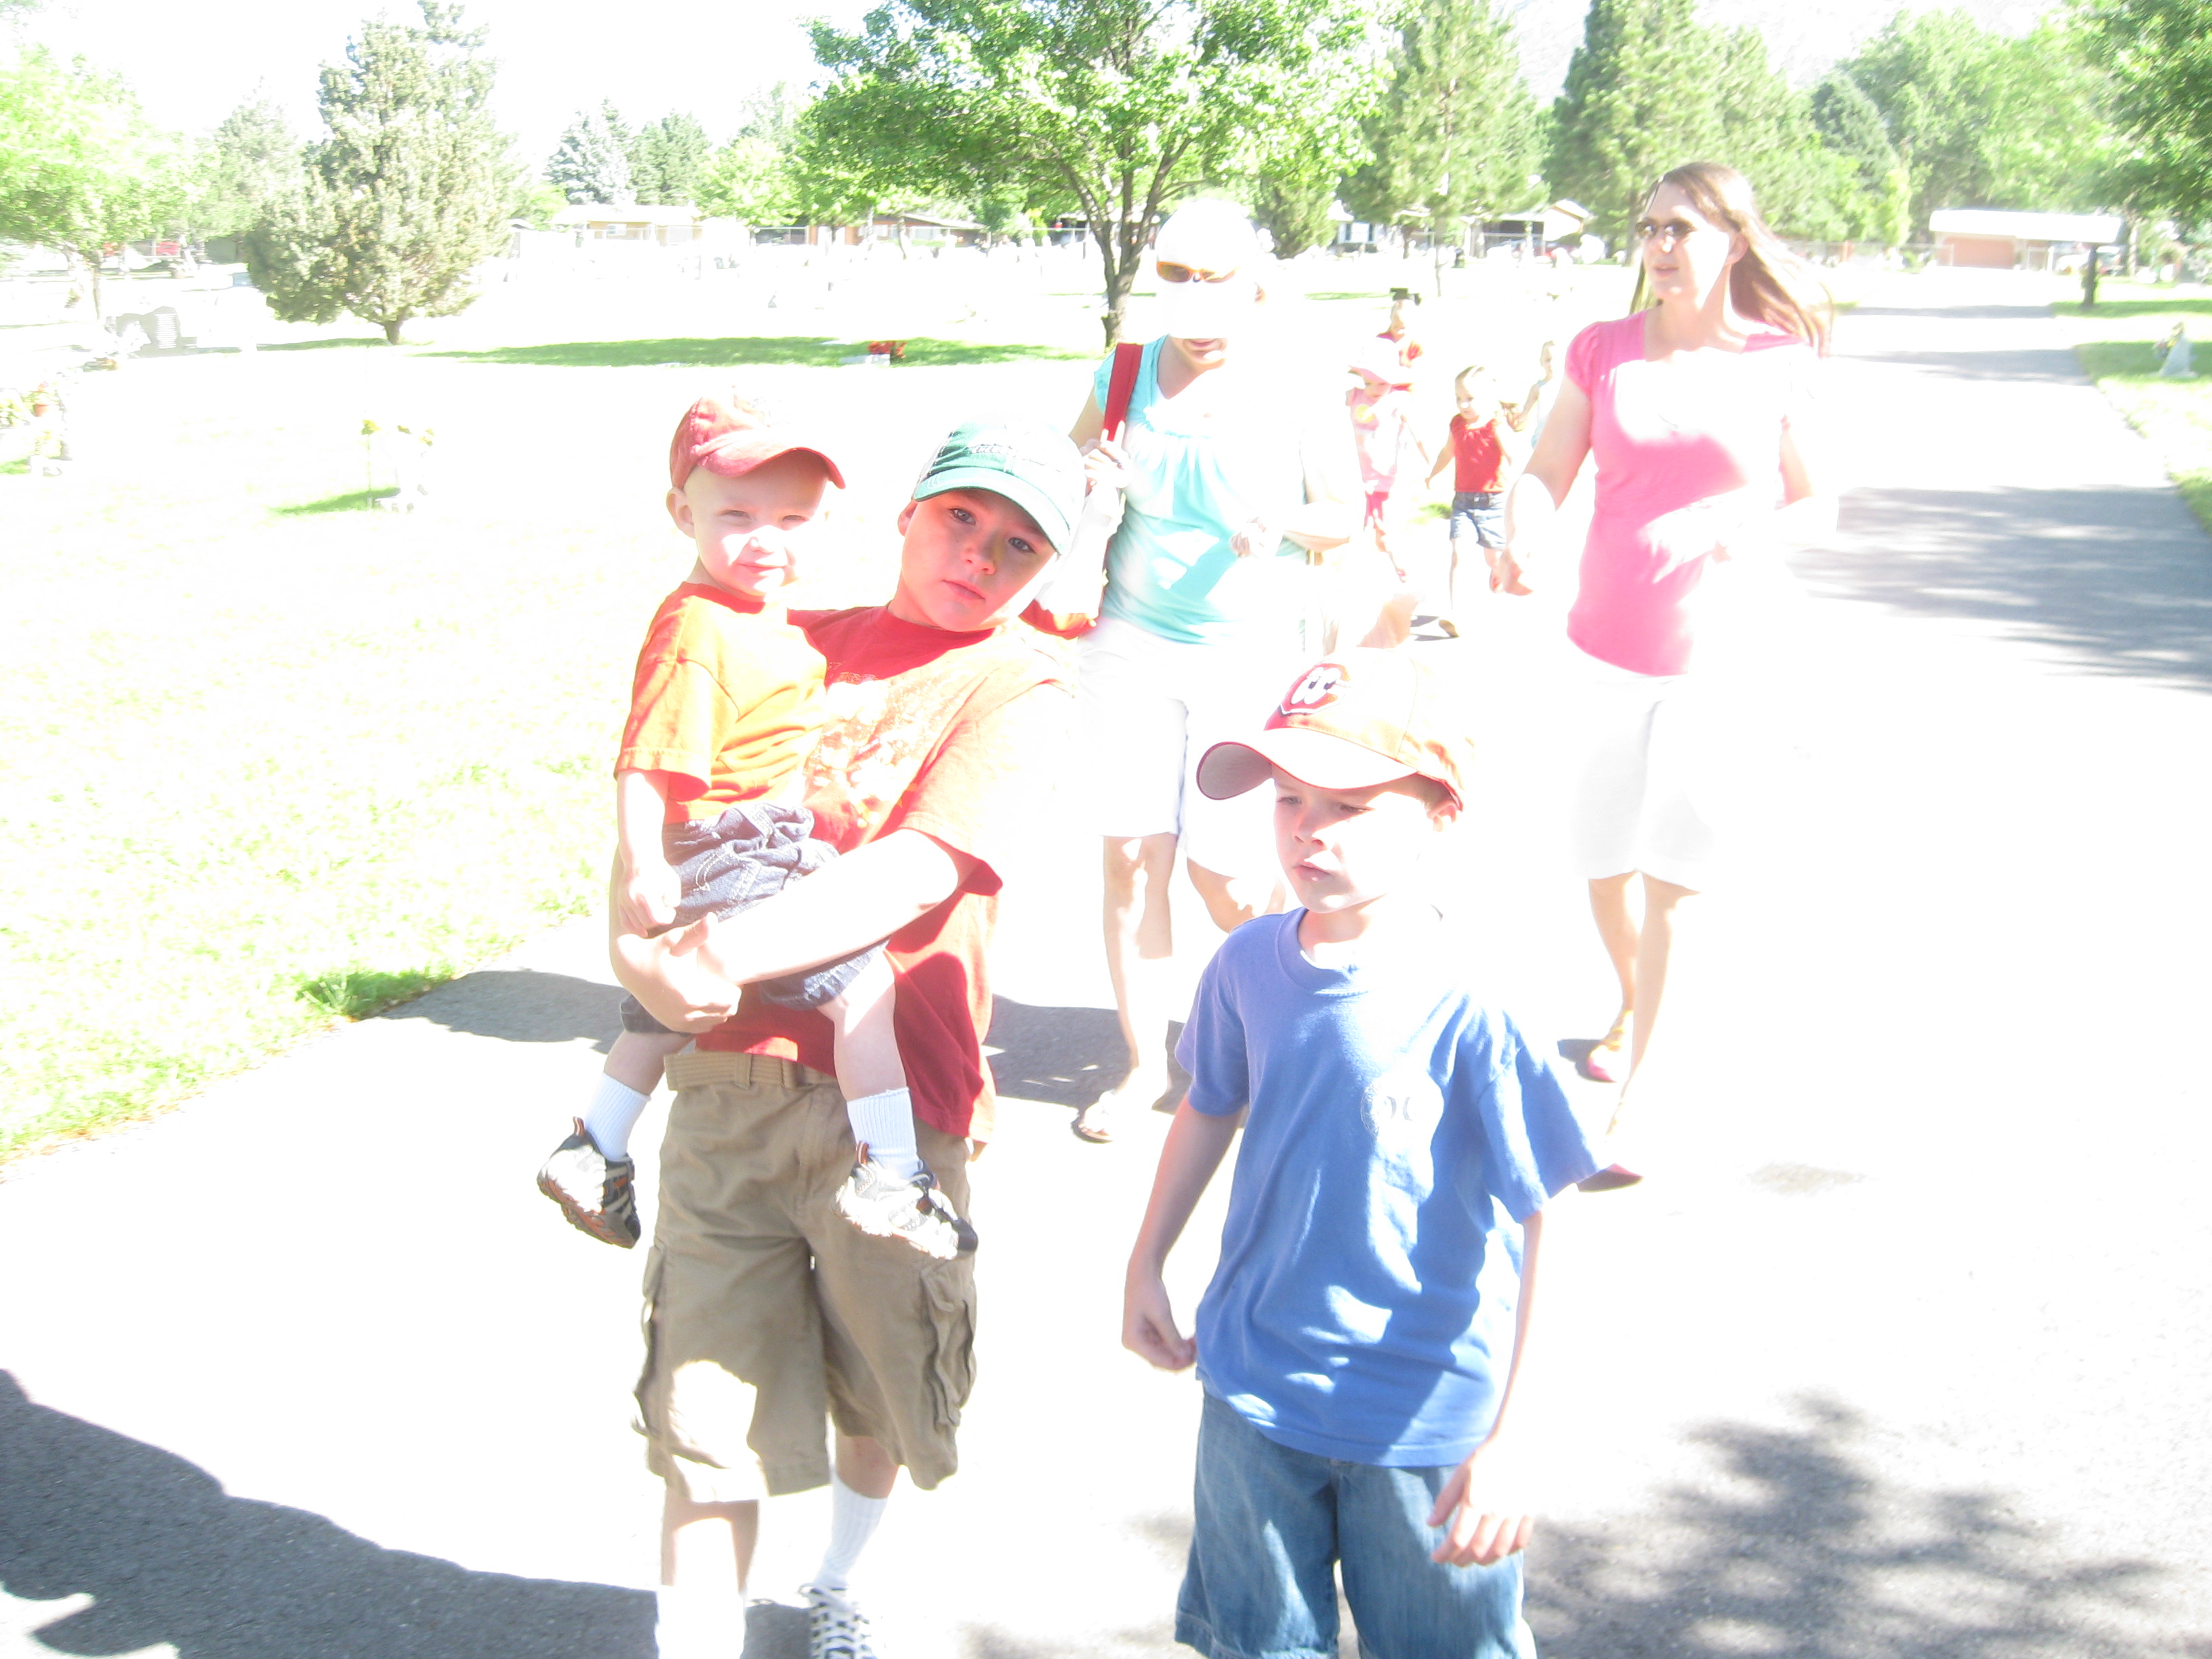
[{"x1": 912, "y1": 417, "x2": 1086, "y2": 552}]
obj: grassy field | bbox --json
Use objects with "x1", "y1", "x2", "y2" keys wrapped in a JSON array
[
  {"x1": 0, "y1": 252, "x2": 1624, "y2": 1162},
  {"x1": 2051, "y1": 283, "x2": 2212, "y2": 531}
]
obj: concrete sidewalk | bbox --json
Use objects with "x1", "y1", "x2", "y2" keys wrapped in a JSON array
[{"x1": 5, "y1": 269, "x2": 2210, "y2": 1658}]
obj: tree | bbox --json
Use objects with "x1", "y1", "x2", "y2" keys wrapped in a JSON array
[
  {"x1": 546, "y1": 105, "x2": 630, "y2": 204},
  {"x1": 644, "y1": 112, "x2": 709, "y2": 205},
  {"x1": 251, "y1": 1, "x2": 514, "y2": 345},
  {"x1": 805, "y1": 0, "x2": 1381, "y2": 345},
  {"x1": 697, "y1": 134, "x2": 794, "y2": 224},
  {"x1": 190, "y1": 98, "x2": 300, "y2": 240},
  {"x1": 1248, "y1": 146, "x2": 1340, "y2": 260},
  {"x1": 2084, "y1": 0, "x2": 2212, "y2": 222},
  {"x1": 0, "y1": 47, "x2": 188, "y2": 319},
  {"x1": 1709, "y1": 28, "x2": 1859, "y2": 241},
  {"x1": 1811, "y1": 72, "x2": 1895, "y2": 198},
  {"x1": 1548, "y1": 0, "x2": 1725, "y2": 243},
  {"x1": 1347, "y1": 0, "x2": 1537, "y2": 287}
]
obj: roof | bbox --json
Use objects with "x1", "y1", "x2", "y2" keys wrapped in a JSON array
[
  {"x1": 550, "y1": 203, "x2": 702, "y2": 228},
  {"x1": 873, "y1": 211, "x2": 983, "y2": 230},
  {"x1": 1929, "y1": 209, "x2": 2123, "y2": 243}
]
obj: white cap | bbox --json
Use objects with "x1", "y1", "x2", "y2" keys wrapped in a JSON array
[{"x1": 1153, "y1": 199, "x2": 1263, "y2": 270}]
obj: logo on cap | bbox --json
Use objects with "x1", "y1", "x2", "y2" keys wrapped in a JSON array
[{"x1": 1283, "y1": 663, "x2": 1348, "y2": 714}]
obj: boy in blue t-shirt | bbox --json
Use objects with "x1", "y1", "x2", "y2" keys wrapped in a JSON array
[{"x1": 1122, "y1": 649, "x2": 1601, "y2": 1659}]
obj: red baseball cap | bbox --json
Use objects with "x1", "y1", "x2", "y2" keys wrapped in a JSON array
[
  {"x1": 668, "y1": 394, "x2": 845, "y2": 491},
  {"x1": 1195, "y1": 649, "x2": 1471, "y2": 808}
]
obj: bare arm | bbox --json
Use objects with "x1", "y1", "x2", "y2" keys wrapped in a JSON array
[
  {"x1": 1717, "y1": 411, "x2": 1836, "y2": 560},
  {"x1": 1428, "y1": 1207, "x2": 1547, "y2": 1565},
  {"x1": 1041, "y1": 391, "x2": 1127, "y2": 623},
  {"x1": 1496, "y1": 375, "x2": 1594, "y2": 596},
  {"x1": 613, "y1": 769, "x2": 680, "y2": 935},
  {"x1": 612, "y1": 827, "x2": 966, "y2": 1031},
  {"x1": 1123, "y1": 1098, "x2": 1242, "y2": 1370}
]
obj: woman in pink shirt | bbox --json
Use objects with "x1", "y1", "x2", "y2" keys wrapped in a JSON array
[{"x1": 1495, "y1": 162, "x2": 1837, "y2": 1185}]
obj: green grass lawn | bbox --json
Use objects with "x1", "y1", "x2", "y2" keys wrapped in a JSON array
[
  {"x1": 2051, "y1": 284, "x2": 2212, "y2": 530},
  {"x1": 0, "y1": 255, "x2": 1622, "y2": 1162}
]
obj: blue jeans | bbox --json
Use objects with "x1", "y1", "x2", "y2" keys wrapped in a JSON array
[
  {"x1": 1449, "y1": 491, "x2": 1506, "y2": 550},
  {"x1": 1176, "y1": 1394, "x2": 1536, "y2": 1659}
]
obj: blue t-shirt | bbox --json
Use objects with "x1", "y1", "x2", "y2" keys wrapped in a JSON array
[
  {"x1": 1091, "y1": 339, "x2": 1313, "y2": 647},
  {"x1": 1178, "y1": 911, "x2": 1600, "y2": 1468}
]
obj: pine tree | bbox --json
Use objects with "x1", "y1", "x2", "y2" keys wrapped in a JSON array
[
  {"x1": 649, "y1": 112, "x2": 710, "y2": 205},
  {"x1": 1811, "y1": 72, "x2": 1896, "y2": 197},
  {"x1": 194, "y1": 99, "x2": 300, "y2": 239},
  {"x1": 1345, "y1": 0, "x2": 1536, "y2": 284},
  {"x1": 625, "y1": 119, "x2": 663, "y2": 205},
  {"x1": 1547, "y1": 0, "x2": 1725, "y2": 242},
  {"x1": 250, "y1": 1, "x2": 514, "y2": 345},
  {"x1": 546, "y1": 106, "x2": 630, "y2": 205}
]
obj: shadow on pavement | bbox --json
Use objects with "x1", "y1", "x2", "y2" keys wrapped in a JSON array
[
  {"x1": 0, "y1": 1372, "x2": 654, "y2": 1658},
  {"x1": 1848, "y1": 304, "x2": 2057, "y2": 323},
  {"x1": 377, "y1": 969, "x2": 621, "y2": 1051},
  {"x1": 1849, "y1": 347, "x2": 2087, "y2": 384},
  {"x1": 1801, "y1": 485, "x2": 2212, "y2": 691},
  {"x1": 1530, "y1": 1396, "x2": 2171, "y2": 1658},
  {"x1": 987, "y1": 998, "x2": 1189, "y2": 1113}
]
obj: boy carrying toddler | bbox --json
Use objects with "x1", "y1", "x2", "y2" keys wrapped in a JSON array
[
  {"x1": 1124, "y1": 649, "x2": 1601, "y2": 1658},
  {"x1": 537, "y1": 393, "x2": 971, "y2": 1261}
]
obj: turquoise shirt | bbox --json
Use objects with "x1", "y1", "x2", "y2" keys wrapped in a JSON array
[{"x1": 1093, "y1": 340, "x2": 1313, "y2": 647}]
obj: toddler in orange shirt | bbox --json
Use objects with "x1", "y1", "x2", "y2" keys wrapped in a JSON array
[{"x1": 536, "y1": 393, "x2": 974, "y2": 1261}]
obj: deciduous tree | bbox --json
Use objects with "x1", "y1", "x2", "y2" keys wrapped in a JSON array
[
  {"x1": 192, "y1": 98, "x2": 300, "y2": 241},
  {"x1": 805, "y1": 0, "x2": 1380, "y2": 345},
  {"x1": 2084, "y1": 0, "x2": 2212, "y2": 221},
  {"x1": 251, "y1": 1, "x2": 514, "y2": 344},
  {"x1": 0, "y1": 47, "x2": 187, "y2": 318}
]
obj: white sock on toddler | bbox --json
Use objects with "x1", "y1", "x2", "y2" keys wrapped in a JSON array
[
  {"x1": 812, "y1": 1473, "x2": 889, "y2": 1595},
  {"x1": 844, "y1": 1088, "x2": 923, "y2": 1182},
  {"x1": 582, "y1": 1076, "x2": 650, "y2": 1162}
]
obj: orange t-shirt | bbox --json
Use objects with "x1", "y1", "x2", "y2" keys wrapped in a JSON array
[
  {"x1": 615, "y1": 583, "x2": 827, "y2": 823},
  {"x1": 697, "y1": 605, "x2": 1073, "y2": 1141}
]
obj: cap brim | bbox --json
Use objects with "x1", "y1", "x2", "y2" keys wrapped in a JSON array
[
  {"x1": 913, "y1": 467, "x2": 1069, "y2": 552},
  {"x1": 1195, "y1": 730, "x2": 1419, "y2": 800},
  {"x1": 695, "y1": 433, "x2": 846, "y2": 489}
]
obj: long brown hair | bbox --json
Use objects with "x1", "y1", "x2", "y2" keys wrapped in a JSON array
[{"x1": 1627, "y1": 161, "x2": 1832, "y2": 355}]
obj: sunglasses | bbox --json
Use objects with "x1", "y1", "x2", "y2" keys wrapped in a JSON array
[
  {"x1": 1633, "y1": 219, "x2": 1702, "y2": 249},
  {"x1": 1156, "y1": 261, "x2": 1239, "y2": 284}
]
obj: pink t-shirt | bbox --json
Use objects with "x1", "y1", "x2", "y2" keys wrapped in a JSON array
[{"x1": 1563, "y1": 312, "x2": 1818, "y2": 676}]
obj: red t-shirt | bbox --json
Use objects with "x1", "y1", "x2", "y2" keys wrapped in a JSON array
[
  {"x1": 697, "y1": 605, "x2": 1073, "y2": 1141},
  {"x1": 1448, "y1": 413, "x2": 1507, "y2": 493},
  {"x1": 615, "y1": 583, "x2": 826, "y2": 823}
]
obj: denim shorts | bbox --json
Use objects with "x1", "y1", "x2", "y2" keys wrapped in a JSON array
[
  {"x1": 1450, "y1": 491, "x2": 1506, "y2": 550},
  {"x1": 1176, "y1": 1393, "x2": 1536, "y2": 1659},
  {"x1": 618, "y1": 802, "x2": 879, "y2": 1033}
]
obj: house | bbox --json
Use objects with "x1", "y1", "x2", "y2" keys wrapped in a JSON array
[
  {"x1": 799, "y1": 212, "x2": 986, "y2": 248},
  {"x1": 1479, "y1": 201, "x2": 1594, "y2": 251},
  {"x1": 550, "y1": 203, "x2": 706, "y2": 247},
  {"x1": 1929, "y1": 209, "x2": 2124, "y2": 271}
]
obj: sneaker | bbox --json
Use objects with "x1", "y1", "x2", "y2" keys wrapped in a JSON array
[
  {"x1": 803, "y1": 1584, "x2": 876, "y2": 1659},
  {"x1": 834, "y1": 1157, "x2": 978, "y2": 1259},
  {"x1": 536, "y1": 1119, "x2": 640, "y2": 1248}
]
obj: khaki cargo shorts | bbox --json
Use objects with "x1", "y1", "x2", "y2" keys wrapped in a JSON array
[{"x1": 634, "y1": 1051, "x2": 977, "y2": 1502}]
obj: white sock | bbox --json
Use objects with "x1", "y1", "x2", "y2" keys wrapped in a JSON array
[
  {"x1": 654, "y1": 1583, "x2": 742, "y2": 1659},
  {"x1": 813, "y1": 1473, "x2": 889, "y2": 1595},
  {"x1": 581, "y1": 1076, "x2": 650, "y2": 1162},
  {"x1": 844, "y1": 1088, "x2": 922, "y2": 1182}
]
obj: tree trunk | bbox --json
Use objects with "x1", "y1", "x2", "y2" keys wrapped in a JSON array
[
  {"x1": 383, "y1": 317, "x2": 406, "y2": 345},
  {"x1": 1096, "y1": 223, "x2": 1135, "y2": 348}
]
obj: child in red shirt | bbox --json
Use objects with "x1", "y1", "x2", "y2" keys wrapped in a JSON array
[
  {"x1": 536, "y1": 394, "x2": 970, "y2": 1262},
  {"x1": 1425, "y1": 365, "x2": 1528, "y2": 628}
]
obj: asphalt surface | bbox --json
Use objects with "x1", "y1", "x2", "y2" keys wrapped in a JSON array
[{"x1": 5, "y1": 269, "x2": 2211, "y2": 1658}]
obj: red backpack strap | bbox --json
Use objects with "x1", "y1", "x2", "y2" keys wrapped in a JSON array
[{"x1": 1103, "y1": 340, "x2": 1143, "y2": 440}]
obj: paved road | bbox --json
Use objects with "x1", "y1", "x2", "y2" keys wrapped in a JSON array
[{"x1": 5, "y1": 270, "x2": 2210, "y2": 1658}]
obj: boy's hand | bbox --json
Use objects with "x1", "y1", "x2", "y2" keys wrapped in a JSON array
[
  {"x1": 1427, "y1": 1441, "x2": 1536, "y2": 1567},
  {"x1": 1123, "y1": 1269, "x2": 1196, "y2": 1370},
  {"x1": 618, "y1": 861, "x2": 681, "y2": 936}
]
